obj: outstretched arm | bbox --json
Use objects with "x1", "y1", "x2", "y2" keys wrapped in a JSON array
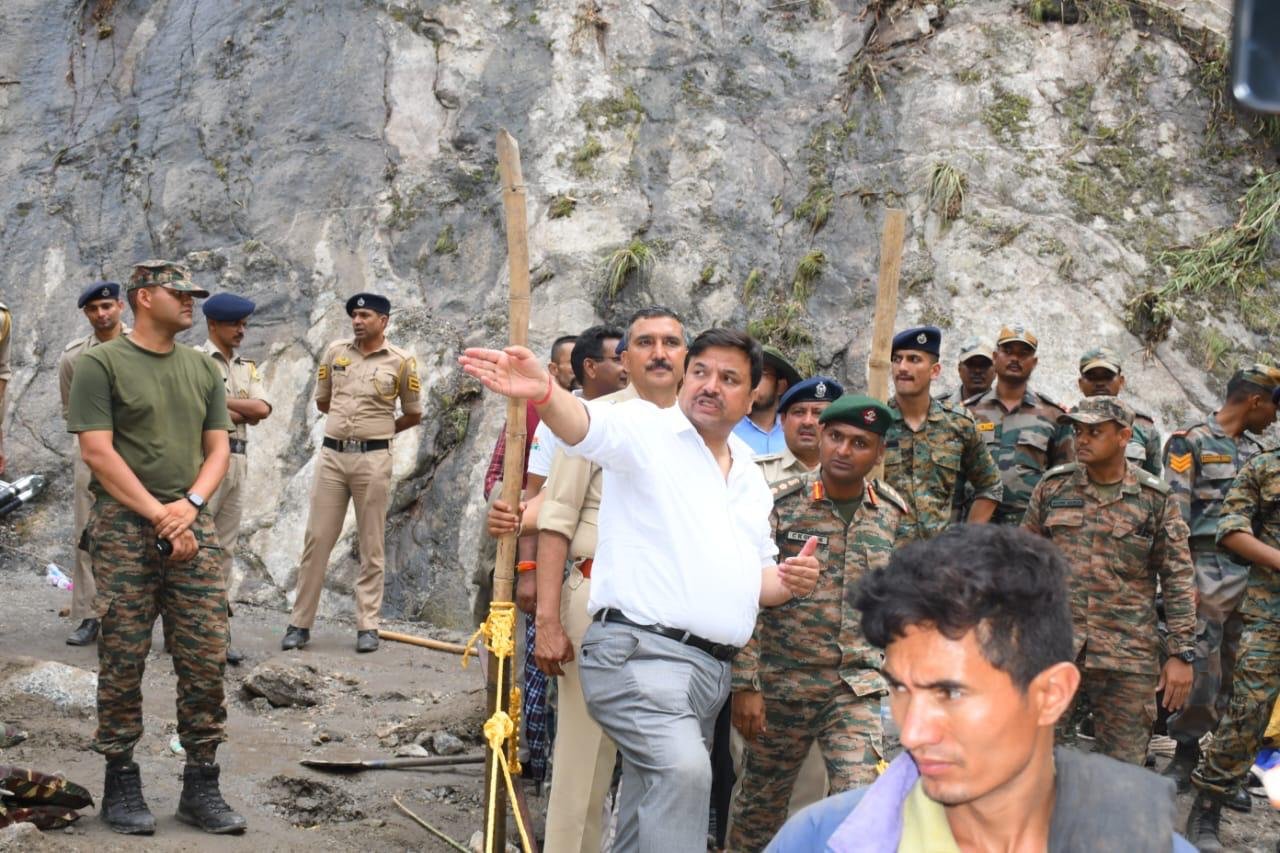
[{"x1": 460, "y1": 346, "x2": 589, "y2": 445}]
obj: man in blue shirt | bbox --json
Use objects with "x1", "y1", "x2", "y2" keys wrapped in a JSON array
[
  {"x1": 732, "y1": 347, "x2": 801, "y2": 454},
  {"x1": 768, "y1": 524, "x2": 1198, "y2": 853}
]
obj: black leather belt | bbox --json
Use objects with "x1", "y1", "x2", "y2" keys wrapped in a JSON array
[
  {"x1": 322, "y1": 437, "x2": 390, "y2": 453},
  {"x1": 594, "y1": 608, "x2": 739, "y2": 662},
  {"x1": 229, "y1": 438, "x2": 247, "y2": 454}
]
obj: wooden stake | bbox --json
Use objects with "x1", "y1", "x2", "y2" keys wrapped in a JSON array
[
  {"x1": 868, "y1": 208, "x2": 907, "y2": 481},
  {"x1": 376, "y1": 629, "x2": 468, "y2": 655}
]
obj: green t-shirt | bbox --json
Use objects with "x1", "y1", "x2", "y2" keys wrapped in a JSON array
[{"x1": 67, "y1": 336, "x2": 233, "y2": 503}]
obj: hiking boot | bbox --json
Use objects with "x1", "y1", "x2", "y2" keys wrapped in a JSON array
[
  {"x1": 1185, "y1": 793, "x2": 1224, "y2": 852},
  {"x1": 175, "y1": 762, "x2": 247, "y2": 834},
  {"x1": 356, "y1": 630, "x2": 379, "y2": 653},
  {"x1": 226, "y1": 646, "x2": 245, "y2": 666},
  {"x1": 1222, "y1": 783, "x2": 1252, "y2": 813},
  {"x1": 1160, "y1": 739, "x2": 1198, "y2": 794},
  {"x1": 101, "y1": 761, "x2": 156, "y2": 835},
  {"x1": 281, "y1": 625, "x2": 309, "y2": 650},
  {"x1": 66, "y1": 618, "x2": 99, "y2": 646}
]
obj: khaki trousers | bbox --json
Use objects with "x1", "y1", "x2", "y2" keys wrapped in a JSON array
[
  {"x1": 544, "y1": 565, "x2": 617, "y2": 853},
  {"x1": 207, "y1": 451, "x2": 246, "y2": 598},
  {"x1": 289, "y1": 446, "x2": 393, "y2": 631},
  {"x1": 70, "y1": 457, "x2": 97, "y2": 620}
]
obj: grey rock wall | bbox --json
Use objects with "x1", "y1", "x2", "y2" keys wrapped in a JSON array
[{"x1": 0, "y1": 0, "x2": 1275, "y2": 629}]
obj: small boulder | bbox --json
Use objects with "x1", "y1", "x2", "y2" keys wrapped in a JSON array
[
  {"x1": 0, "y1": 661, "x2": 97, "y2": 715},
  {"x1": 242, "y1": 660, "x2": 321, "y2": 708},
  {"x1": 431, "y1": 731, "x2": 465, "y2": 756}
]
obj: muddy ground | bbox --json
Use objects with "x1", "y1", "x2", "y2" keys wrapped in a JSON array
[{"x1": 2, "y1": 559, "x2": 1278, "y2": 851}]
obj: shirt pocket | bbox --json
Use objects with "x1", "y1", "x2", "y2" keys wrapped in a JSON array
[
  {"x1": 1044, "y1": 507, "x2": 1084, "y2": 542},
  {"x1": 1110, "y1": 518, "x2": 1154, "y2": 579},
  {"x1": 1013, "y1": 428, "x2": 1051, "y2": 472},
  {"x1": 370, "y1": 366, "x2": 400, "y2": 399}
]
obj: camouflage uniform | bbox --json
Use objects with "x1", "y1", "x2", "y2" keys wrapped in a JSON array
[
  {"x1": 1129, "y1": 410, "x2": 1163, "y2": 478},
  {"x1": 1023, "y1": 461, "x2": 1197, "y2": 765},
  {"x1": 1162, "y1": 418, "x2": 1265, "y2": 744},
  {"x1": 966, "y1": 388, "x2": 1073, "y2": 525},
  {"x1": 728, "y1": 472, "x2": 911, "y2": 852},
  {"x1": 1192, "y1": 449, "x2": 1280, "y2": 797},
  {"x1": 884, "y1": 397, "x2": 1003, "y2": 540}
]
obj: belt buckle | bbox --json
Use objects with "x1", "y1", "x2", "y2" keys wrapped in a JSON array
[{"x1": 341, "y1": 439, "x2": 360, "y2": 453}]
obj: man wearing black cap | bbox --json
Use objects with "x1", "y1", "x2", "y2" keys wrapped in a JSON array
[
  {"x1": 59, "y1": 282, "x2": 129, "y2": 646},
  {"x1": 756, "y1": 376, "x2": 844, "y2": 484},
  {"x1": 197, "y1": 294, "x2": 272, "y2": 665},
  {"x1": 883, "y1": 326, "x2": 1002, "y2": 541},
  {"x1": 733, "y1": 346, "x2": 802, "y2": 455},
  {"x1": 282, "y1": 293, "x2": 422, "y2": 654}
]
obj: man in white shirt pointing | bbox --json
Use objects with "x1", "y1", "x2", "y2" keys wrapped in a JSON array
[{"x1": 462, "y1": 327, "x2": 819, "y2": 852}]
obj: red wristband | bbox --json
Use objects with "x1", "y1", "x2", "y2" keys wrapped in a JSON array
[
  {"x1": 532, "y1": 373, "x2": 554, "y2": 407},
  {"x1": 517, "y1": 561, "x2": 537, "y2": 573}
]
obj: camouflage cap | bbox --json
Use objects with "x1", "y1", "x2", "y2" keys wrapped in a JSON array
[
  {"x1": 957, "y1": 335, "x2": 995, "y2": 364},
  {"x1": 1057, "y1": 395, "x2": 1134, "y2": 428},
  {"x1": 1079, "y1": 345, "x2": 1123, "y2": 375},
  {"x1": 996, "y1": 324, "x2": 1038, "y2": 350},
  {"x1": 1232, "y1": 363, "x2": 1280, "y2": 391},
  {"x1": 127, "y1": 259, "x2": 209, "y2": 296}
]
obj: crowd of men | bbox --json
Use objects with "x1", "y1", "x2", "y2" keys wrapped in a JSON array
[{"x1": 470, "y1": 309, "x2": 1280, "y2": 852}]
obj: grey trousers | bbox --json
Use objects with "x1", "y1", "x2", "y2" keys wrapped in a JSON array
[{"x1": 579, "y1": 619, "x2": 730, "y2": 853}]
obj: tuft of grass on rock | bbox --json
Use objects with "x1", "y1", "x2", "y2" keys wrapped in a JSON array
[
  {"x1": 924, "y1": 161, "x2": 967, "y2": 224},
  {"x1": 571, "y1": 137, "x2": 604, "y2": 177},
  {"x1": 548, "y1": 194, "x2": 577, "y2": 219},
  {"x1": 792, "y1": 250, "x2": 826, "y2": 302},
  {"x1": 602, "y1": 238, "x2": 654, "y2": 297}
]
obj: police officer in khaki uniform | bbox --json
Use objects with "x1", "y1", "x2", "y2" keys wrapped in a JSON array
[
  {"x1": 196, "y1": 293, "x2": 272, "y2": 665},
  {"x1": 755, "y1": 376, "x2": 844, "y2": 484},
  {"x1": 0, "y1": 299, "x2": 12, "y2": 474},
  {"x1": 282, "y1": 293, "x2": 422, "y2": 653},
  {"x1": 60, "y1": 282, "x2": 129, "y2": 646}
]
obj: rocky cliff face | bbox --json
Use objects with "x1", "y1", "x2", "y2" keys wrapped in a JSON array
[{"x1": 0, "y1": 0, "x2": 1275, "y2": 629}]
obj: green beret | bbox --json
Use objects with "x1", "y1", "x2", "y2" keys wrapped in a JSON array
[{"x1": 818, "y1": 394, "x2": 895, "y2": 435}]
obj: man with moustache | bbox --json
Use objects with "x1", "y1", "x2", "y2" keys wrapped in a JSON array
[
  {"x1": 68, "y1": 260, "x2": 244, "y2": 835},
  {"x1": 60, "y1": 281, "x2": 129, "y2": 646},
  {"x1": 733, "y1": 347, "x2": 802, "y2": 455},
  {"x1": 882, "y1": 326, "x2": 1002, "y2": 541},
  {"x1": 934, "y1": 335, "x2": 995, "y2": 404},
  {"x1": 730, "y1": 395, "x2": 912, "y2": 852},
  {"x1": 769, "y1": 525, "x2": 1197, "y2": 852},
  {"x1": 1022, "y1": 397, "x2": 1196, "y2": 765},
  {"x1": 196, "y1": 294, "x2": 272, "y2": 666},
  {"x1": 281, "y1": 293, "x2": 422, "y2": 653},
  {"x1": 1077, "y1": 345, "x2": 1162, "y2": 476},
  {"x1": 965, "y1": 325, "x2": 1073, "y2": 525},
  {"x1": 755, "y1": 376, "x2": 843, "y2": 484},
  {"x1": 461, "y1": 328, "x2": 819, "y2": 851}
]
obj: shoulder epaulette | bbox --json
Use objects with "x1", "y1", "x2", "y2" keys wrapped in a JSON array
[
  {"x1": 754, "y1": 452, "x2": 784, "y2": 463},
  {"x1": 1034, "y1": 389, "x2": 1068, "y2": 412},
  {"x1": 936, "y1": 397, "x2": 976, "y2": 422},
  {"x1": 1135, "y1": 468, "x2": 1172, "y2": 494},
  {"x1": 869, "y1": 479, "x2": 911, "y2": 514},
  {"x1": 63, "y1": 337, "x2": 86, "y2": 352},
  {"x1": 1043, "y1": 462, "x2": 1081, "y2": 479},
  {"x1": 770, "y1": 476, "x2": 806, "y2": 502}
]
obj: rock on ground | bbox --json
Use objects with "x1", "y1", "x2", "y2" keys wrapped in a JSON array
[
  {"x1": 241, "y1": 659, "x2": 322, "y2": 708},
  {"x1": 0, "y1": 660, "x2": 97, "y2": 715}
]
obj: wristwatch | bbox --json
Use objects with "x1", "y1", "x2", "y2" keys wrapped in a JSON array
[
  {"x1": 185, "y1": 492, "x2": 206, "y2": 511},
  {"x1": 1175, "y1": 650, "x2": 1196, "y2": 664}
]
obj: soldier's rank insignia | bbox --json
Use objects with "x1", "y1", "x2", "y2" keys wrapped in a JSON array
[
  {"x1": 976, "y1": 422, "x2": 995, "y2": 432},
  {"x1": 1168, "y1": 452, "x2": 1192, "y2": 473},
  {"x1": 1200, "y1": 453, "x2": 1232, "y2": 465},
  {"x1": 317, "y1": 364, "x2": 328, "y2": 380}
]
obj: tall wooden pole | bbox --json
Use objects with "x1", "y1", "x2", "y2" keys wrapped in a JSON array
[
  {"x1": 868, "y1": 208, "x2": 906, "y2": 481},
  {"x1": 487, "y1": 129, "x2": 531, "y2": 853}
]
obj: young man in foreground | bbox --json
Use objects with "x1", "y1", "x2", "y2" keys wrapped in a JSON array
[{"x1": 768, "y1": 524, "x2": 1196, "y2": 852}]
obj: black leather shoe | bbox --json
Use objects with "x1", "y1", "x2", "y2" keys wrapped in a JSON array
[
  {"x1": 226, "y1": 647, "x2": 245, "y2": 666},
  {"x1": 176, "y1": 762, "x2": 247, "y2": 834},
  {"x1": 1223, "y1": 783, "x2": 1253, "y2": 813},
  {"x1": 281, "y1": 625, "x2": 310, "y2": 651},
  {"x1": 356, "y1": 630, "x2": 379, "y2": 653},
  {"x1": 101, "y1": 760, "x2": 156, "y2": 835},
  {"x1": 66, "y1": 618, "x2": 99, "y2": 646}
]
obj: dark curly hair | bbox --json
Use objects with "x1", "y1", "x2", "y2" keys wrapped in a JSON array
[{"x1": 855, "y1": 525, "x2": 1073, "y2": 690}]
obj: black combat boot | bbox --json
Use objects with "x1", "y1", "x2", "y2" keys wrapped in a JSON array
[
  {"x1": 101, "y1": 760, "x2": 156, "y2": 835},
  {"x1": 1222, "y1": 783, "x2": 1252, "y2": 813},
  {"x1": 1184, "y1": 792, "x2": 1224, "y2": 853},
  {"x1": 176, "y1": 762, "x2": 247, "y2": 834},
  {"x1": 66, "y1": 618, "x2": 99, "y2": 646},
  {"x1": 1160, "y1": 738, "x2": 1198, "y2": 794}
]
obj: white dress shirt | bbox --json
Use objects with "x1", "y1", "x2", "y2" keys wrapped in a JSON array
[
  {"x1": 565, "y1": 397, "x2": 778, "y2": 647},
  {"x1": 528, "y1": 390, "x2": 582, "y2": 478}
]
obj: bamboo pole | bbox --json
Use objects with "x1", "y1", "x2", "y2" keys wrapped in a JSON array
[
  {"x1": 376, "y1": 629, "x2": 468, "y2": 655},
  {"x1": 868, "y1": 208, "x2": 907, "y2": 481}
]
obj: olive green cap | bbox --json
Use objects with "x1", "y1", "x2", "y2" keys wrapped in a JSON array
[
  {"x1": 818, "y1": 394, "x2": 896, "y2": 435},
  {"x1": 1079, "y1": 346, "x2": 1123, "y2": 375}
]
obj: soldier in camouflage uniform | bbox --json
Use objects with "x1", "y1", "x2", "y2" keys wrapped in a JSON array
[
  {"x1": 883, "y1": 326, "x2": 1003, "y2": 540},
  {"x1": 754, "y1": 376, "x2": 842, "y2": 484},
  {"x1": 934, "y1": 334, "x2": 995, "y2": 404},
  {"x1": 1186, "y1": 424, "x2": 1280, "y2": 851},
  {"x1": 966, "y1": 325, "x2": 1073, "y2": 525},
  {"x1": 67, "y1": 260, "x2": 246, "y2": 836},
  {"x1": 729, "y1": 395, "x2": 912, "y2": 852},
  {"x1": 1022, "y1": 396, "x2": 1197, "y2": 765},
  {"x1": 1160, "y1": 364, "x2": 1280, "y2": 791},
  {"x1": 1076, "y1": 345, "x2": 1162, "y2": 476}
]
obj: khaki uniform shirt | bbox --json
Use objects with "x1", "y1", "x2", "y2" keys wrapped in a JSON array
[
  {"x1": 754, "y1": 445, "x2": 815, "y2": 485},
  {"x1": 195, "y1": 341, "x2": 271, "y2": 441},
  {"x1": 58, "y1": 327, "x2": 131, "y2": 421},
  {"x1": 539, "y1": 384, "x2": 638, "y2": 559},
  {"x1": 0, "y1": 303, "x2": 11, "y2": 422},
  {"x1": 315, "y1": 338, "x2": 422, "y2": 440}
]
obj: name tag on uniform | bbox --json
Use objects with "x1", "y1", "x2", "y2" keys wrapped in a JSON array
[
  {"x1": 1200, "y1": 453, "x2": 1232, "y2": 464},
  {"x1": 976, "y1": 422, "x2": 995, "y2": 432},
  {"x1": 1049, "y1": 498, "x2": 1084, "y2": 508},
  {"x1": 785, "y1": 531, "x2": 828, "y2": 546}
]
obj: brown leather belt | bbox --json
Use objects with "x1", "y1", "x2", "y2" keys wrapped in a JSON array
[
  {"x1": 229, "y1": 438, "x2": 247, "y2": 454},
  {"x1": 323, "y1": 437, "x2": 390, "y2": 453},
  {"x1": 577, "y1": 558, "x2": 593, "y2": 579}
]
